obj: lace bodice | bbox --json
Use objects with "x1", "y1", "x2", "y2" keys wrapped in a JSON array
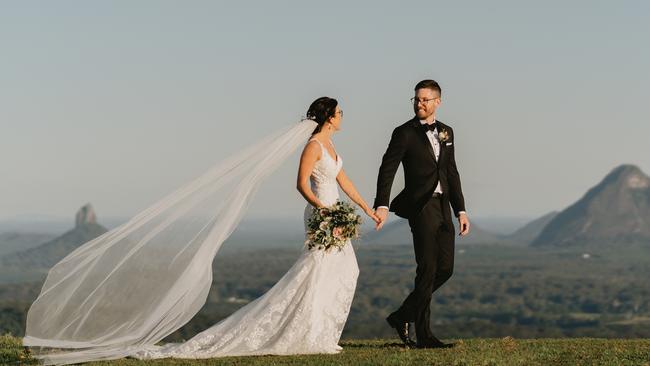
[{"x1": 308, "y1": 138, "x2": 342, "y2": 207}]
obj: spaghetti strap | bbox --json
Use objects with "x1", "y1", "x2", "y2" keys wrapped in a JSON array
[
  {"x1": 308, "y1": 138, "x2": 325, "y2": 153},
  {"x1": 308, "y1": 138, "x2": 338, "y2": 163}
]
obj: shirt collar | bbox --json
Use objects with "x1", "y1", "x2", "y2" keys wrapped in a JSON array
[{"x1": 419, "y1": 119, "x2": 437, "y2": 130}]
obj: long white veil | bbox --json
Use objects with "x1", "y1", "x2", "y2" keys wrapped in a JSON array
[{"x1": 23, "y1": 119, "x2": 318, "y2": 365}]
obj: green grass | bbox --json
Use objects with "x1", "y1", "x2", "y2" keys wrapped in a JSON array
[{"x1": 3, "y1": 335, "x2": 650, "y2": 366}]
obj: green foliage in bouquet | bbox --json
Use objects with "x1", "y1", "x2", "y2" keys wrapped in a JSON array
[{"x1": 306, "y1": 200, "x2": 362, "y2": 252}]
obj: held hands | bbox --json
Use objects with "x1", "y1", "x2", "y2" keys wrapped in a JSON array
[
  {"x1": 374, "y1": 207, "x2": 389, "y2": 230},
  {"x1": 372, "y1": 207, "x2": 469, "y2": 234},
  {"x1": 458, "y1": 213, "x2": 470, "y2": 236},
  {"x1": 364, "y1": 207, "x2": 382, "y2": 225}
]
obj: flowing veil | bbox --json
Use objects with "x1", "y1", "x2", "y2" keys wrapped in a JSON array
[{"x1": 23, "y1": 119, "x2": 319, "y2": 365}]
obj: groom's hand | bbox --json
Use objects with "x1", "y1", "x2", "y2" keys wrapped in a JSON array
[
  {"x1": 458, "y1": 213, "x2": 470, "y2": 236},
  {"x1": 374, "y1": 207, "x2": 389, "y2": 230}
]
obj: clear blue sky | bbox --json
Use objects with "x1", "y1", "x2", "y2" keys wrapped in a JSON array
[{"x1": 1, "y1": 1, "x2": 649, "y2": 221}]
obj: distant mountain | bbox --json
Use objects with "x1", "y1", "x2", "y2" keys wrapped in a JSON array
[
  {"x1": 0, "y1": 232, "x2": 55, "y2": 257},
  {"x1": 1, "y1": 204, "x2": 107, "y2": 270},
  {"x1": 363, "y1": 218, "x2": 509, "y2": 246},
  {"x1": 533, "y1": 165, "x2": 650, "y2": 246},
  {"x1": 506, "y1": 211, "x2": 558, "y2": 244}
]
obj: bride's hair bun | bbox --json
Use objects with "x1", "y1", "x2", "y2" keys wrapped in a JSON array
[{"x1": 306, "y1": 97, "x2": 338, "y2": 134}]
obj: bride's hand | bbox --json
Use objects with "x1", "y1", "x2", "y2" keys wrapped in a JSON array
[
  {"x1": 313, "y1": 201, "x2": 326, "y2": 210},
  {"x1": 364, "y1": 208, "x2": 381, "y2": 225}
]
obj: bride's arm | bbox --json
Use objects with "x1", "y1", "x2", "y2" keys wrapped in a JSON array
[
  {"x1": 297, "y1": 141, "x2": 325, "y2": 208},
  {"x1": 337, "y1": 169, "x2": 380, "y2": 223}
]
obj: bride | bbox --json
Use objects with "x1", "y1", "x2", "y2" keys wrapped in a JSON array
[
  {"x1": 23, "y1": 97, "x2": 380, "y2": 364},
  {"x1": 135, "y1": 97, "x2": 380, "y2": 359}
]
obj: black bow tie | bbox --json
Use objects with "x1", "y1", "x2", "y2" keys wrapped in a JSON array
[{"x1": 422, "y1": 123, "x2": 437, "y2": 132}]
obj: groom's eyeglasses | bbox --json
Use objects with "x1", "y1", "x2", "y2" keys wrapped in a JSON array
[
  {"x1": 411, "y1": 97, "x2": 439, "y2": 105},
  {"x1": 335, "y1": 110, "x2": 343, "y2": 117}
]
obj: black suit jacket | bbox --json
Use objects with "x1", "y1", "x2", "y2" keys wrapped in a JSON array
[{"x1": 374, "y1": 117, "x2": 466, "y2": 223}]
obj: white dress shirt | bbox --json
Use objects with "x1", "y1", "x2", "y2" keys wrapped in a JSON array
[{"x1": 421, "y1": 120, "x2": 444, "y2": 195}]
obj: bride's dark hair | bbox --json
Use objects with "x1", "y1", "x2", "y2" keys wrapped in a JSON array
[{"x1": 306, "y1": 97, "x2": 338, "y2": 135}]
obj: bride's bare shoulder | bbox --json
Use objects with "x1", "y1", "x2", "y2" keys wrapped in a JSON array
[{"x1": 300, "y1": 138, "x2": 322, "y2": 159}]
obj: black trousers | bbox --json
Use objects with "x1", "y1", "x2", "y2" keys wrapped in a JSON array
[{"x1": 393, "y1": 195, "x2": 455, "y2": 341}]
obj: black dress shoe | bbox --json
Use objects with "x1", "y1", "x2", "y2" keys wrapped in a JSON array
[{"x1": 386, "y1": 313, "x2": 416, "y2": 347}]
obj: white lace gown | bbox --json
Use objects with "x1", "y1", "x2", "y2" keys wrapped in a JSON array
[{"x1": 134, "y1": 139, "x2": 359, "y2": 359}]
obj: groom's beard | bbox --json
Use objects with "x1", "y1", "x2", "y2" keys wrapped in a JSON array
[{"x1": 415, "y1": 108, "x2": 433, "y2": 120}]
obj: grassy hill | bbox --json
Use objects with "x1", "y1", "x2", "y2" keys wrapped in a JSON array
[{"x1": 3, "y1": 335, "x2": 649, "y2": 365}]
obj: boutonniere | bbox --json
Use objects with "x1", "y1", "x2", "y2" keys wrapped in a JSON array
[{"x1": 438, "y1": 128, "x2": 450, "y2": 143}]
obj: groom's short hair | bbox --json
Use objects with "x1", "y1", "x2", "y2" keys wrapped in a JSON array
[{"x1": 414, "y1": 79, "x2": 441, "y2": 96}]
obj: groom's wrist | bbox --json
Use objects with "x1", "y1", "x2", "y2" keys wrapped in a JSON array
[
  {"x1": 456, "y1": 211, "x2": 467, "y2": 217},
  {"x1": 377, "y1": 206, "x2": 389, "y2": 211}
]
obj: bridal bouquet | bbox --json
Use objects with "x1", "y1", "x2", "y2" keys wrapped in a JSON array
[{"x1": 306, "y1": 200, "x2": 362, "y2": 251}]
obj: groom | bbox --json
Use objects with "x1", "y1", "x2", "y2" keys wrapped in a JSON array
[{"x1": 374, "y1": 79, "x2": 470, "y2": 348}]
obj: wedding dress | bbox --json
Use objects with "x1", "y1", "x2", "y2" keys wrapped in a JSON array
[
  {"x1": 134, "y1": 138, "x2": 359, "y2": 359},
  {"x1": 23, "y1": 120, "x2": 359, "y2": 365}
]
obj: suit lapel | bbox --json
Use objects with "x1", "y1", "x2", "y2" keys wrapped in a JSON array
[
  {"x1": 411, "y1": 118, "x2": 437, "y2": 165},
  {"x1": 437, "y1": 120, "x2": 447, "y2": 165}
]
